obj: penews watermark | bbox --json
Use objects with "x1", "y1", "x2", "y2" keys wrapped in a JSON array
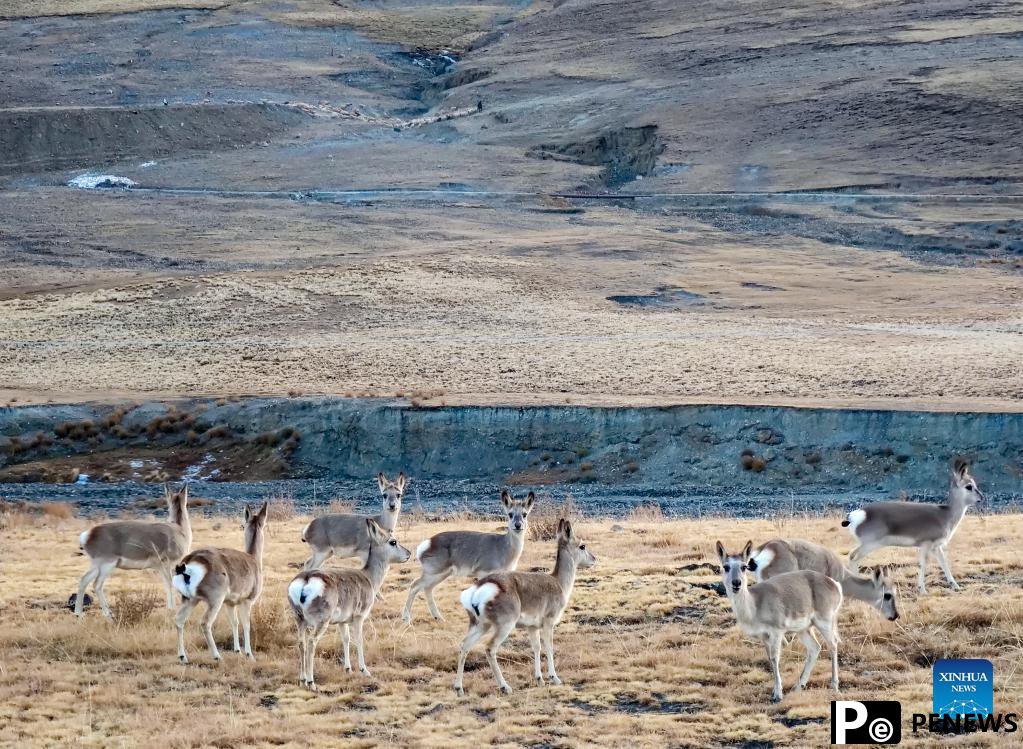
[{"x1": 831, "y1": 701, "x2": 901, "y2": 745}]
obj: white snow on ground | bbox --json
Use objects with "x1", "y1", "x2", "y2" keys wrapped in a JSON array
[{"x1": 67, "y1": 173, "x2": 137, "y2": 189}]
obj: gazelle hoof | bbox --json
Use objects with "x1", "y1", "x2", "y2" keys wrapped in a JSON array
[
  {"x1": 500, "y1": 684, "x2": 513, "y2": 695},
  {"x1": 550, "y1": 676, "x2": 562, "y2": 686},
  {"x1": 179, "y1": 655, "x2": 188, "y2": 664},
  {"x1": 454, "y1": 685, "x2": 464, "y2": 696},
  {"x1": 771, "y1": 692, "x2": 782, "y2": 703},
  {"x1": 535, "y1": 677, "x2": 544, "y2": 687},
  {"x1": 344, "y1": 666, "x2": 353, "y2": 674},
  {"x1": 360, "y1": 667, "x2": 371, "y2": 677}
]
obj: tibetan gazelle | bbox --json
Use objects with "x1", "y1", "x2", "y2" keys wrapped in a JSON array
[
  {"x1": 288, "y1": 519, "x2": 410, "y2": 689},
  {"x1": 749, "y1": 539, "x2": 900, "y2": 621},
  {"x1": 843, "y1": 458, "x2": 983, "y2": 593},
  {"x1": 75, "y1": 484, "x2": 192, "y2": 618},
  {"x1": 455, "y1": 519, "x2": 595, "y2": 695},
  {"x1": 173, "y1": 502, "x2": 268, "y2": 663},
  {"x1": 717, "y1": 540, "x2": 843, "y2": 702},
  {"x1": 403, "y1": 490, "x2": 534, "y2": 623},
  {"x1": 301, "y1": 472, "x2": 407, "y2": 569}
]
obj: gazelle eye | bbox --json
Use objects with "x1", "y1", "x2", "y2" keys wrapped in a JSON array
[
  {"x1": 722, "y1": 564, "x2": 730, "y2": 573},
  {"x1": 883, "y1": 593, "x2": 892, "y2": 600},
  {"x1": 579, "y1": 544, "x2": 586, "y2": 550},
  {"x1": 965, "y1": 484, "x2": 974, "y2": 491},
  {"x1": 388, "y1": 539, "x2": 397, "y2": 546}
]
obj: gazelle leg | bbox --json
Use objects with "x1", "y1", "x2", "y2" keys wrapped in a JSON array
[
  {"x1": 340, "y1": 623, "x2": 352, "y2": 673},
  {"x1": 297, "y1": 626, "x2": 309, "y2": 684},
  {"x1": 917, "y1": 542, "x2": 932, "y2": 593},
  {"x1": 848, "y1": 540, "x2": 881, "y2": 571},
  {"x1": 175, "y1": 598, "x2": 199, "y2": 663},
  {"x1": 542, "y1": 623, "x2": 562, "y2": 685},
  {"x1": 303, "y1": 548, "x2": 332, "y2": 572},
  {"x1": 933, "y1": 545, "x2": 959, "y2": 590},
  {"x1": 352, "y1": 616, "x2": 370, "y2": 676},
  {"x1": 238, "y1": 600, "x2": 254, "y2": 658},
  {"x1": 227, "y1": 606, "x2": 240, "y2": 652},
  {"x1": 92, "y1": 560, "x2": 117, "y2": 620},
  {"x1": 202, "y1": 596, "x2": 225, "y2": 661},
  {"x1": 307, "y1": 621, "x2": 329, "y2": 689},
  {"x1": 486, "y1": 620, "x2": 517, "y2": 694},
  {"x1": 157, "y1": 564, "x2": 176, "y2": 609},
  {"x1": 794, "y1": 629, "x2": 821, "y2": 691},
  {"x1": 402, "y1": 575, "x2": 425, "y2": 622},
  {"x1": 75, "y1": 562, "x2": 99, "y2": 616},
  {"x1": 424, "y1": 570, "x2": 453, "y2": 621},
  {"x1": 528, "y1": 628, "x2": 543, "y2": 686},
  {"x1": 814, "y1": 619, "x2": 840, "y2": 691},
  {"x1": 454, "y1": 622, "x2": 486, "y2": 695},
  {"x1": 766, "y1": 632, "x2": 784, "y2": 702}
]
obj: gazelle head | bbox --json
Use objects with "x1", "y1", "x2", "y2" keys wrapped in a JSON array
[
  {"x1": 500, "y1": 490, "x2": 535, "y2": 534},
  {"x1": 366, "y1": 518, "x2": 411, "y2": 564},
  {"x1": 557, "y1": 518, "x2": 596, "y2": 568},
  {"x1": 165, "y1": 483, "x2": 189, "y2": 519},
  {"x1": 716, "y1": 540, "x2": 753, "y2": 595},
  {"x1": 378, "y1": 471, "x2": 407, "y2": 513},
  {"x1": 243, "y1": 502, "x2": 269, "y2": 546},
  {"x1": 870, "y1": 565, "x2": 900, "y2": 621},
  {"x1": 950, "y1": 459, "x2": 983, "y2": 507}
]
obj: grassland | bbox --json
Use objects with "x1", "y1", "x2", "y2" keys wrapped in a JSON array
[{"x1": 1, "y1": 505, "x2": 1020, "y2": 747}]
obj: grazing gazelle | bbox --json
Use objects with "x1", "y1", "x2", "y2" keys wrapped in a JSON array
[
  {"x1": 402, "y1": 490, "x2": 534, "y2": 623},
  {"x1": 843, "y1": 459, "x2": 983, "y2": 593},
  {"x1": 717, "y1": 540, "x2": 843, "y2": 702},
  {"x1": 74, "y1": 484, "x2": 192, "y2": 618},
  {"x1": 288, "y1": 519, "x2": 410, "y2": 689},
  {"x1": 173, "y1": 502, "x2": 268, "y2": 663},
  {"x1": 301, "y1": 472, "x2": 407, "y2": 570},
  {"x1": 455, "y1": 518, "x2": 595, "y2": 695},
  {"x1": 749, "y1": 539, "x2": 900, "y2": 620}
]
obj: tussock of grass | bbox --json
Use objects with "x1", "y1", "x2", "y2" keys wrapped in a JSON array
[{"x1": 1, "y1": 512, "x2": 1020, "y2": 747}]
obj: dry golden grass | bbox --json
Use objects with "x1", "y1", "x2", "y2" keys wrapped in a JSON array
[{"x1": 1, "y1": 510, "x2": 1021, "y2": 747}]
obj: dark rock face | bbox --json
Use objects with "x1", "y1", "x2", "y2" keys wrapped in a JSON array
[{"x1": 1, "y1": 398, "x2": 1019, "y2": 498}]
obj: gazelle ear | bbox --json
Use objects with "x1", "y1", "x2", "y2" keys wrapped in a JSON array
[
  {"x1": 741, "y1": 540, "x2": 753, "y2": 561},
  {"x1": 366, "y1": 517, "x2": 384, "y2": 541},
  {"x1": 557, "y1": 518, "x2": 572, "y2": 540},
  {"x1": 525, "y1": 491, "x2": 536, "y2": 511},
  {"x1": 180, "y1": 483, "x2": 188, "y2": 502},
  {"x1": 872, "y1": 567, "x2": 882, "y2": 582},
  {"x1": 244, "y1": 504, "x2": 252, "y2": 522},
  {"x1": 715, "y1": 541, "x2": 726, "y2": 564},
  {"x1": 377, "y1": 472, "x2": 387, "y2": 492},
  {"x1": 257, "y1": 502, "x2": 269, "y2": 521},
  {"x1": 396, "y1": 472, "x2": 406, "y2": 493},
  {"x1": 500, "y1": 489, "x2": 512, "y2": 509},
  {"x1": 952, "y1": 457, "x2": 971, "y2": 481}
]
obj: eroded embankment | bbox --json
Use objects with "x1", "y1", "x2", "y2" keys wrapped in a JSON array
[{"x1": 0, "y1": 398, "x2": 1019, "y2": 501}]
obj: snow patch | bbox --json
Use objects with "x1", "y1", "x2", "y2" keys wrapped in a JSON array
[{"x1": 68, "y1": 173, "x2": 137, "y2": 190}]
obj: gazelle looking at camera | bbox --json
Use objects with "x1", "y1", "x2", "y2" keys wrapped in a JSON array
[
  {"x1": 749, "y1": 539, "x2": 900, "y2": 621},
  {"x1": 455, "y1": 518, "x2": 596, "y2": 695},
  {"x1": 288, "y1": 519, "x2": 410, "y2": 689},
  {"x1": 74, "y1": 483, "x2": 192, "y2": 618},
  {"x1": 403, "y1": 490, "x2": 534, "y2": 623},
  {"x1": 301, "y1": 472, "x2": 407, "y2": 570},
  {"x1": 717, "y1": 540, "x2": 843, "y2": 702},
  {"x1": 843, "y1": 459, "x2": 983, "y2": 593},
  {"x1": 173, "y1": 502, "x2": 268, "y2": 663}
]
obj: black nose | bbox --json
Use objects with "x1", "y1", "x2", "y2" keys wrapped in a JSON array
[
  {"x1": 514, "y1": 524, "x2": 523, "y2": 531},
  {"x1": 890, "y1": 613, "x2": 899, "y2": 621},
  {"x1": 731, "y1": 582, "x2": 741, "y2": 591}
]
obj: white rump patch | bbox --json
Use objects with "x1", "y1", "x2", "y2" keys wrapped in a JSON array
[
  {"x1": 172, "y1": 561, "x2": 206, "y2": 599},
  {"x1": 68, "y1": 173, "x2": 137, "y2": 190},
  {"x1": 301, "y1": 522, "x2": 312, "y2": 543},
  {"x1": 78, "y1": 529, "x2": 91, "y2": 550},
  {"x1": 751, "y1": 547, "x2": 775, "y2": 580},
  {"x1": 287, "y1": 577, "x2": 306, "y2": 607},
  {"x1": 415, "y1": 539, "x2": 431, "y2": 561},
  {"x1": 289, "y1": 576, "x2": 325, "y2": 608},
  {"x1": 463, "y1": 582, "x2": 500, "y2": 616},
  {"x1": 846, "y1": 509, "x2": 867, "y2": 534}
]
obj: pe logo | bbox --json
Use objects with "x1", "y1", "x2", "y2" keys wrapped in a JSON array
[
  {"x1": 933, "y1": 659, "x2": 993, "y2": 718},
  {"x1": 831, "y1": 700, "x2": 901, "y2": 744}
]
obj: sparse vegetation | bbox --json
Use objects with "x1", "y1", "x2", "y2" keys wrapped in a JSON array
[{"x1": 0, "y1": 511, "x2": 1019, "y2": 747}]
